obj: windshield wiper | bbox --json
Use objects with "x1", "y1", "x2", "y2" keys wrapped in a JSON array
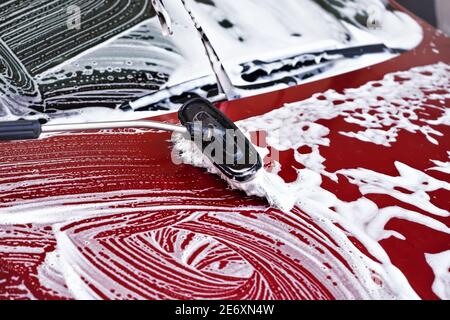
[
  {"x1": 179, "y1": 0, "x2": 236, "y2": 100},
  {"x1": 237, "y1": 44, "x2": 405, "y2": 89},
  {"x1": 145, "y1": 0, "x2": 235, "y2": 104}
]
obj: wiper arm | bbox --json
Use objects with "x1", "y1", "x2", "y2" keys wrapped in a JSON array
[
  {"x1": 151, "y1": 0, "x2": 236, "y2": 101},
  {"x1": 179, "y1": 0, "x2": 237, "y2": 100},
  {"x1": 152, "y1": 0, "x2": 173, "y2": 36}
]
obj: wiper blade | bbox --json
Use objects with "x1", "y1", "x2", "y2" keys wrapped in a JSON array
[
  {"x1": 324, "y1": 44, "x2": 405, "y2": 58},
  {"x1": 237, "y1": 62, "x2": 335, "y2": 90},
  {"x1": 240, "y1": 44, "x2": 404, "y2": 84}
]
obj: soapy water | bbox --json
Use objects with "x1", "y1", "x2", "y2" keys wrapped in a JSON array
[
  {"x1": 0, "y1": 62, "x2": 448, "y2": 299},
  {"x1": 172, "y1": 62, "x2": 450, "y2": 298},
  {"x1": 174, "y1": 62, "x2": 450, "y2": 212},
  {"x1": 172, "y1": 132, "x2": 296, "y2": 212},
  {"x1": 425, "y1": 251, "x2": 450, "y2": 300}
]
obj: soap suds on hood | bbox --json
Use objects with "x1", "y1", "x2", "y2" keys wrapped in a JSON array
[
  {"x1": 171, "y1": 62, "x2": 450, "y2": 299},
  {"x1": 175, "y1": 62, "x2": 450, "y2": 212},
  {"x1": 425, "y1": 251, "x2": 450, "y2": 300},
  {"x1": 172, "y1": 133, "x2": 298, "y2": 212}
]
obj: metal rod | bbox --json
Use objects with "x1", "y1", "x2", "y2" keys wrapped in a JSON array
[{"x1": 41, "y1": 120, "x2": 188, "y2": 134}]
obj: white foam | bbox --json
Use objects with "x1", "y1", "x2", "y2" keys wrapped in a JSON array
[
  {"x1": 429, "y1": 152, "x2": 450, "y2": 174},
  {"x1": 172, "y1": 133, "x2": 298, "y2": 212},
  {"x1": 175, "y1": 63, "x2": 450, "y2": 212},
  {"x1": 425, "y1": 251, "x2": 450, "y2": 299}
]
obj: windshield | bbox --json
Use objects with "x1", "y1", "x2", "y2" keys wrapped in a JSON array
[
  {"x1": 0, "y1": 0, "x2": 422, "y2": 122},
  {"x1": 185, "y1": 0, "x2": 422, "y2": 95},
  {"x1": 0, "y1": 0, "x2": 219, "y2": 121}
]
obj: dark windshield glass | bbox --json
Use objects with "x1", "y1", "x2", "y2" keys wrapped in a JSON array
[{"x1": 0, "y1": 1, "x2": 220, "y2": 120}]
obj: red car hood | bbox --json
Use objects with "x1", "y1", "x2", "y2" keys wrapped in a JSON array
[{"x1": 0, "y1": 3, "x2": 449, "y2": 299}]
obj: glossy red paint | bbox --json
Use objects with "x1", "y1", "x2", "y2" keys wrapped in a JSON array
[{"x1": 0, "y1": 1, "x2": 449, "y2": 299}]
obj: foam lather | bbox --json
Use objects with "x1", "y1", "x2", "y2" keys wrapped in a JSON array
[{"x1": 172, "y1": 133, "x2": 297, "y2": 212}]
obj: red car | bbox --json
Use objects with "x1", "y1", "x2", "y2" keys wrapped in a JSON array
[{"x1": 0, "y1": 0, "x2": 448, "y2": 300}]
